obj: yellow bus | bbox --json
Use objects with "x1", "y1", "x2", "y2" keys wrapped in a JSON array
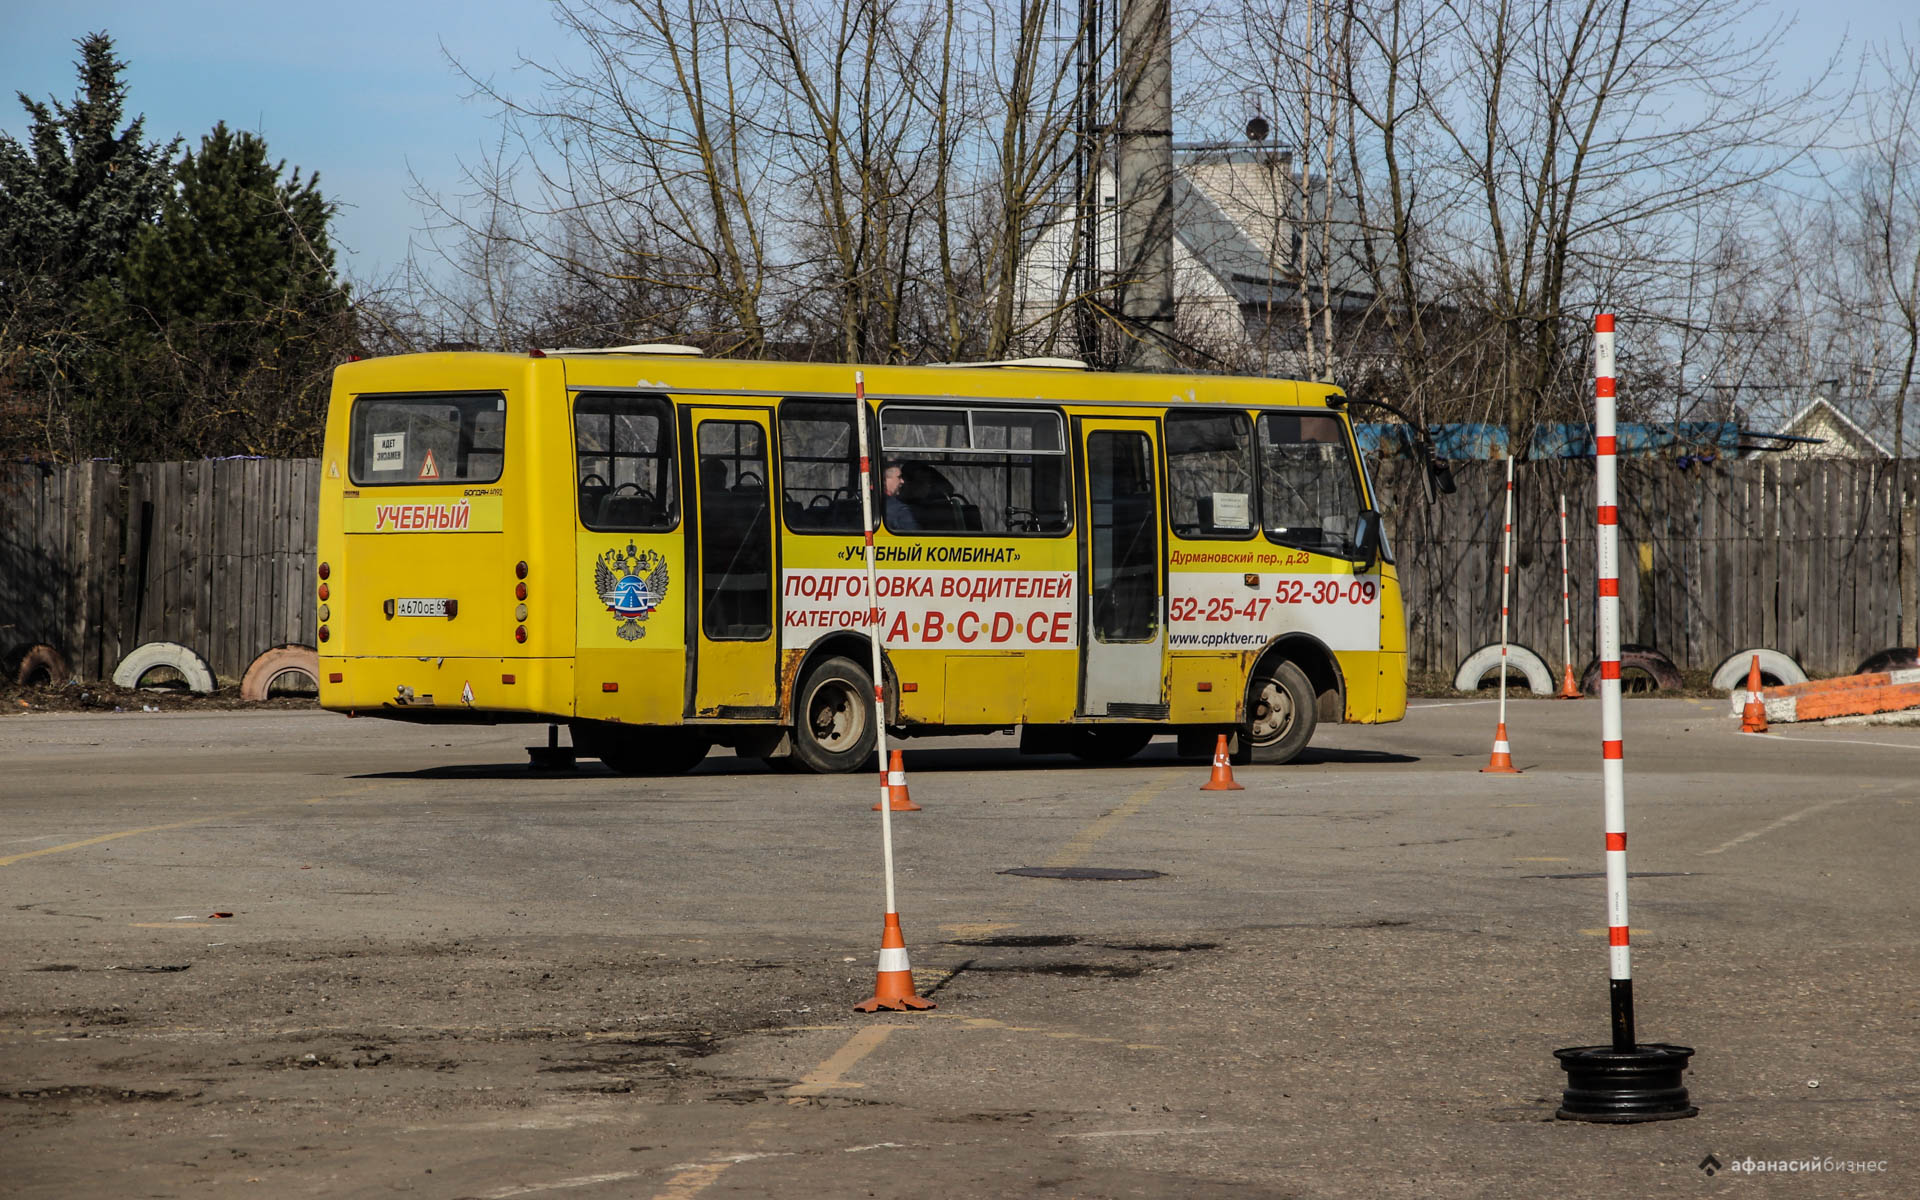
[{"x1": 315, "y1": 347, "x2": 1414, "y2": 773}]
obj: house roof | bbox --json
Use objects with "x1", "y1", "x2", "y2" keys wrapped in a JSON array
[
  {"x1": 1775, "y1": 397, "x2": 1889, "y2": 458},
  {"x1": 1169, "y1": 170, "x2": 1374, "y2": 311}
]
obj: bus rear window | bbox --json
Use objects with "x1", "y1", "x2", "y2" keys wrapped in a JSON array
[{"x1": 349, "y1": 393, "x2": 505, "y2": 485}]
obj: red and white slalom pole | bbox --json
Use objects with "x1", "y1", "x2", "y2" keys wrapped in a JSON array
[
  {"x1": 1481, "y1": 452, "x2": 1520, "y2": 773},
  {"x1": 1552, "y1": 316, "x2": 1696, "y2": 1123},
  {"x1": 1592, "y1": 315, "x2": 1634, "y2": 1050},
  {"x1": 851, "y1": 370, "x2": 933, "y2": 1012},
  {"x1": 1556, "y1": 494, "x2": 1582, "y2": 698}
]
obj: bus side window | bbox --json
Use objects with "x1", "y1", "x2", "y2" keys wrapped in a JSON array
[
  {"x1": 778, "y1": 400, "x2": 869, "y2": 533},
  {"x1": 879, "y1": 405, "x2": 1068, "y2": 535},
  {"x1": 574, "y1": 393, "x2": 677, "y2": 531},
  {"x1": 1166, "y1": 410, "x2": 1255, "y2": 539}
]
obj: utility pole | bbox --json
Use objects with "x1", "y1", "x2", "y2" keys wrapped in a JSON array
[{"x1": 1114, "y1": 0, "x2": 1176, "y2": 371}]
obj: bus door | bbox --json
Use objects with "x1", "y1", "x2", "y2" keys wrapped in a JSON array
[
  {"x1": 1076, "y1": 418, "x2": 1168, "y2": 717},
  {"x1": 686, "y1": 408, "x2": 779, "y2": 716}
]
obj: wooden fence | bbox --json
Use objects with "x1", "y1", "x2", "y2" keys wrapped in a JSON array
[
  {"x1": 2, "y1": 460, "x2": 319, "y2": 682},
  {"x1": 3, "y1": 455, "x2": 1915, "y2": 684},
  {"x1": 1375, "y1": 458, "x2": 1920, "y2": 680}
]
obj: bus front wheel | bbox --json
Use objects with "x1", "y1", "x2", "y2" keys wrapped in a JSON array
[
  {"x1": 1241, "y1": 660, "x2": 1317, "y2": 765},
  {"x1": 791, "y1": 657, "x2": 876, "y2": 774}
]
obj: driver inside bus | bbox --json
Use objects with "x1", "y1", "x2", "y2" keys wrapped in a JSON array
[{"x1": 883, "y1": 464, "x2": 919, "y2": 531}]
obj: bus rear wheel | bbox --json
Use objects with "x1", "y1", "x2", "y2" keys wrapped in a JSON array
[
  {"x1": 790, "y1": 657, "x2": 876, "y2": 774},
  {"x1": 1241, "y1": 660, "x2": 1317, "y2": 765},
  {"x1": 573, "y1": 723, "x2": 710, "y2": 776}
]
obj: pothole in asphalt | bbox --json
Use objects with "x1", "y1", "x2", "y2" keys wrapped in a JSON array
[
  {"x1": 998, "y1": 867, "x2": 1166, "y2": 881},
  {"x1": 0, "y1": 1085, "x2": 181, "y2": 1105},
  {"x1": 945, "y1": 934, "x2": 1081, "y2": 948},
  {"x1": 966, "y1": 962, "x2": 1147, "y2": 979}
]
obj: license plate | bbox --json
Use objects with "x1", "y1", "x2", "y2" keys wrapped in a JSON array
[{"x1": 394, "y1": 597, "x2": 449, "y2": 617}]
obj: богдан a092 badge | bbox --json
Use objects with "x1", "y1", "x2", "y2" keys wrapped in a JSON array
[{"x1": 594, "y1": 543, "x2": 670, "y2": 641}]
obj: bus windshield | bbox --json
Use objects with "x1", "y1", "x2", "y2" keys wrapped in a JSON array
[{"x1": 1257, "y1": 411, "x2": 1365, "y2": 559}]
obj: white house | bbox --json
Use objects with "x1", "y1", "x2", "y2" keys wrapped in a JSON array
[
  {"x1": 1011, "y1": 148, "x2": 1376, "y2": 365},
  {"x1": 1773, "y1": 397, "x2": 1890, "y2": 459}
]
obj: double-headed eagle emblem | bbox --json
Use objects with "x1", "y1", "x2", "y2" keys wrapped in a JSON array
[{"x1": 595, "y1": 543, "x2": 669, "y2": 641}]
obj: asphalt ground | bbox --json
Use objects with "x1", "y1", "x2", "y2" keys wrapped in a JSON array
[{"x1": 2, "y1": 697, "x2": 1915, "y2": 1197}]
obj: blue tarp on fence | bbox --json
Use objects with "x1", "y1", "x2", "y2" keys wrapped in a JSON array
[{"x1": 1356, "y1": 421, "x2": 1741, "y2": 461}]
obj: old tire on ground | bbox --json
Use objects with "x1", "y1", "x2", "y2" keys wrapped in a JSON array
[
  {"x1": 1064, "y1": 726, "x2": 1155, "y2": 764},
  {"x1": 1453, "y1": 642, "x2": 1555, "y2": 696},
  {"x1": 239, "y1": 644, "x2": 319, "y2": 700},
  {"x1": 112, "y1": 641, "x2": 216, "y2": 693},
  {"x1": 11, "y1": 643, "x2": 70, "y2": 686},
  {"x1": 1580, "y1": 644, "x2": 1684, "y2": 695},
  {"x1": 1709, "y1": 648, "x2": 1807, "y2": 691},
  {"x1": 789, "y1": 656, "x2": 878, "y2": 774},
  {"x1": 1240, "y1": 659, "x2": 1318, "y2": 765},
  {"x1": 1854, "y1": 647, "x2": 1920, "y2": 676},
  {"x1": 571, "y1": 721, "x2": 710, "y2": 775}
]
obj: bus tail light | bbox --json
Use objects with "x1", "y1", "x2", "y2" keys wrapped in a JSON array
[
  {"x1": 318, "y1": 561, "x2": 331, "y2": 580},
  {"x1": 515, "y1": 626, "x2": 527, "y2": 644},
  {"x1": 319, "y1": 625, "x2": 330, "y2": 643}
]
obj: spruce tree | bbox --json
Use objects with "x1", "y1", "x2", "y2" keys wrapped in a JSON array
[
  {"x1": 108, "y1": 123, "x2": 350, "y2": 456},
  {"x1": 0, "y1": 32, "x2": 174, "y2": 458}
]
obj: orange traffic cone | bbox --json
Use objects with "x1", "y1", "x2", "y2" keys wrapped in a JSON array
[
  {"x1": 1481, "y1": 722, "x2": 1521, "y2": 773},
  {"x1": 1200, "y1": 733, "x2": 1244, "y2": 791},
  {"x1": 1739, "y1": 655, "x2": 1769, "y2": 735},
  {"x1": 1557, "y1": 662, "x2": 1582, "y2": 699},
  {"x1": 872, "y1": 748, "x2": 921, "y2": 811},
  {"x1": 853, "y1": 911, "x2": 935, "y2": 1012}
]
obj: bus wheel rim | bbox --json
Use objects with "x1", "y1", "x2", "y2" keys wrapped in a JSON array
[
  {"x1": 1250, "y1": 678, "x2": 1293, "y2": 744},
  {"x1": 807, "y1": 679, "x2": 864, "y2": 751}
]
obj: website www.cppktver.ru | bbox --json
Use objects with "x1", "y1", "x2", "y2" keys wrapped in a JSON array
[{"x1": 1168, "y1": 632, "x2": 1269, "y2": 648}]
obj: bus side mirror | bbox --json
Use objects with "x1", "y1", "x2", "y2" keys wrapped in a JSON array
[
  {"x1": 1354, "y1": 508, "x2": 1384, "y2": 575},
  {"x1": 1428, "y1": 456, "x2": 1456, "y2": 496}
]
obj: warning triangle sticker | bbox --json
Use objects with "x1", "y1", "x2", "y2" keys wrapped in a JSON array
[
  {"x1": 327, "y1": 459, "x2": 340, "y2": 479},
  {"x1": 418, "y1": 449, "x2": 440, "y2": 480}
]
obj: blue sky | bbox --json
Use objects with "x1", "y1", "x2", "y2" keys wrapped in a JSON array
[
  {"x1": 1, "y1": 0, "x2": 1910, "y2": 285},
  {"x1": 0, "y1": 0, "x2": 575, "y2": 283}
]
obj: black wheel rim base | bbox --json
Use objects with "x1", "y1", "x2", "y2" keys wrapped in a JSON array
[{"x1": 1553, "y1": 1043, "x2": 1699, "y2": 1122}]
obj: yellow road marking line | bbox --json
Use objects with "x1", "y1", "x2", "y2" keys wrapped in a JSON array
[
  {"x1": 649, "y1": 1163, "x2": 733, "y2": 1200},
  {"x1": 938, "y1": 922, "x2": 1014, "y2": 938},
  {"x1": 1043, "y1": 775, "x2": 1174, "y2": 869},
  {"x1": 0, "y1": 783, "x2": 384, "y2": 868},
  {"x1": 785, "y1": 1024, "x2": 896, "y2": 1102},
  {"x1": 648, "y1": 1153, "x2": 789, "y2": 1200},
  {"x1": 0, "y1": 807, "x2": 272, "y2": 867}
]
